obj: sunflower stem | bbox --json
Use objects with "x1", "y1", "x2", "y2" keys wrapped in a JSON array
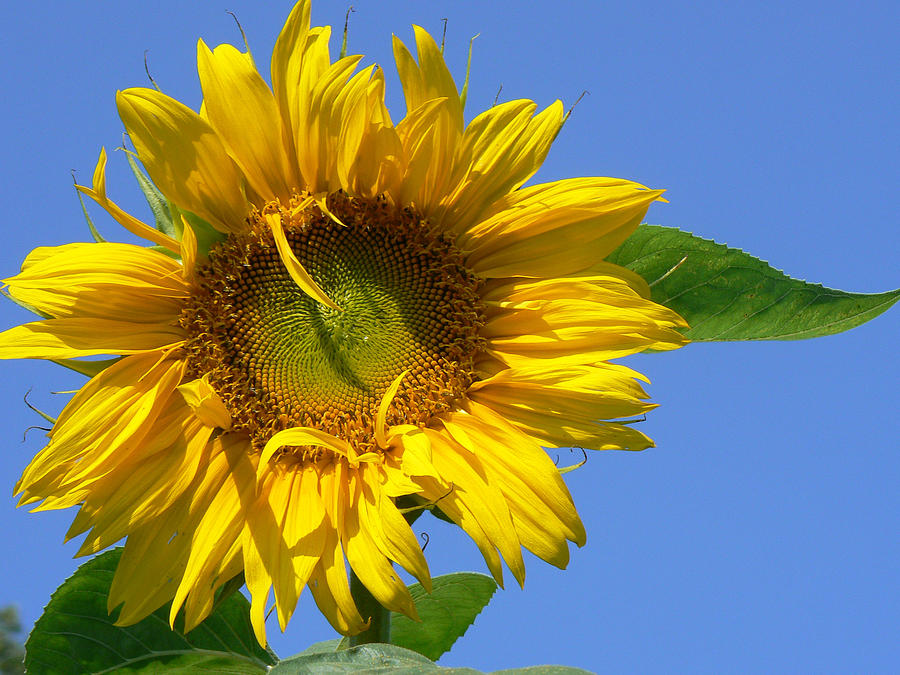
[{"x1": 348, "y1": 570, "x2": 391, "y2": 646}]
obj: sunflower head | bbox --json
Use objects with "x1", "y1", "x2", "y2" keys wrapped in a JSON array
[{"x1": 1, "y1": 0, "x2": 686, "y2": 645}]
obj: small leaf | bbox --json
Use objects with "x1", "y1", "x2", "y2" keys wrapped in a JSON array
[
  {"x1": 392, "y1": 572, "x2": 497, "y2": 661},
  {"x1": 25, "y1": 548, "x2": 274, "y2": 674},
  {"x1": 607, "y1": 224, "x2": 899, "y2": 341},
  {"x1": 124, "y1": 149, "x2": 175, "y2": 238}
]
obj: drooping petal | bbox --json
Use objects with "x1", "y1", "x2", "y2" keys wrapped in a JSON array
[
  {"x1": 423, "y1": 428, "x2": 526, "y2": 586},
  {"x1": 357, "y1": 465, "x2": 430, "y2": 590},
  {"x1": 344, "y1": 472, "x2": 418, "y2": 618},
  {"x1": 170, "y1": 433, "x2": 258, "y2": 633},
  {"x1": 177, "y1": 375, "x2": 232, "y2": 429},
  {"x1": 308, "y1": 527, "x2": 367, "y2": 636},
  {"x1": 76, "y1": 148, "x2": 180, "y2": 252},
  {"x1": 442, "y1": 402, "x2": 585, "y2": 547},
  {"x1": 264, "y1": 210, "x2": 340, "y2": 310}
]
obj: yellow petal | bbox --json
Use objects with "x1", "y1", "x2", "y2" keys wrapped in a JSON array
[
  {"x1": 393, "y1": 27, "x2": 463, "y2": 133},
  {"x1": 0, "y1": 318, "x2": 184, "y2": 360},
  {"x1": 461, "y1": 178, "x2": 665, "y2": 277},
  {"x1": 425, "y1": 428, "x2": 526, "y2": 586},
  {"x1": 261, "y1": 426, "x2": 376, "y2": 474},
  {"x1": 242, "y1": 472, "x2": 298, "y2": 636},
  {"x1": 265, "y1": 210, "x2": 340, "y2": 310},
  {"x1": 483, "y1": 288, "x2": 688, "y2": 367},
  {"x1": 348, "y1": 70, "x2": 403, "y2": 197},
  {"x1": 171, "y1": 434, "x2": 257, "y2": 635},
  {"x1": 344, "y1": 473, "x2": 417, "y2": 618},
  {"x1": 443, "y1": 402, "x2": 585, "y2": 546},
  {"x1": 294, "y1": 55, "x2": 364, "y2": 192},
  {"x1": 438, "y1": 99, "x2": 565, "y2": 234},
  {"x1": 4, "y1": 241, "x2": 188, "y2": 324},
  {"x1": 198, "y1": 40, "x2": 299, "y2": 201},
  {"x1": 283, "y1": 466, "x2": 327, "y2": 592},
  {"x1": 358, "y1": 466, "x2": 430, "y2": 589},
  {"x1": 177, "y1": 375, "x2": 232, "y2": 429},
  {"x1": 180, "y1": 217, "x2": 199, "y2": 283},
  {"x1": 270, "y1": 0, "x2": 313, "y2": 168},
  {"x1": 71, "y1": 409, "x2": 213, "y2": 554},
  {"x1": 76, "y1": 148, "x2": 180, "y2": 252},
  {"x1": 393, "y1": 97, "x2": 455, "y2": 210},
  {"x1": 116, "y1": 89, "x2": 249, "y2": 232},
  {"x1": 308, "y1": 528, "x2": 367, "y2": 636},
  {"x1": 16, "y1": 351, "x2": 185, "y2": 502},
  {"x1": 375, "y1": 370, "x2": 409, "y2": 449}
]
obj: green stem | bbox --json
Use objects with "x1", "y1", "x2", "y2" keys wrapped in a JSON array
[{"x1": 348, "y1": 571, "x2": 391, "y2": 646}]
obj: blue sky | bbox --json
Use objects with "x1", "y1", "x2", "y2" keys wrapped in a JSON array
[{"x1": 1, "y1": 1, "x2": 897, "y2": 672}]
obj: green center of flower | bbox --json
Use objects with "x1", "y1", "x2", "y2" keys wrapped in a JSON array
[{"x1": 181, "y1": 193, "x2": 485, "y2": 451}]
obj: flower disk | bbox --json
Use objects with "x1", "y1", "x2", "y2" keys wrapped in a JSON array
[{"x1": 182, "y1": 193, "x2": 484, "y2": 454}]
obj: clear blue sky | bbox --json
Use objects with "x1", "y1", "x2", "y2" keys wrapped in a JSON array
[{"x1": 1, "y1": 1, "x2": 897, "y2": 672}]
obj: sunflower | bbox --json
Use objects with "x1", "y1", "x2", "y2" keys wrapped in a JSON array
[{"x1": 1, "y1": 0, "x2": 686, "y2": 645}]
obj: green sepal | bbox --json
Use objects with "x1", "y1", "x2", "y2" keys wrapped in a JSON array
[
  {"x1": 73, "y1": 178, "x2": 106, "y2": 243},
  {"x1": 49, "y1": 357, "x2": 120, "y2": 378},
  {"x1": 608, "y1": 224, "x2": 899, "y2": 341},
  {"x1": 459, "y1": 34, "x2": 478, "y2": 111},
  {"x1": 171, "y1": 203, "x2": 228, "y2": 258},
  {"x1": 23, "y1": 390, "x2": 55, "y2": 425},
  {"x1": 430, "y1": 505, "x2": 457, "y2": 524},
  {"x1": 123, "y1": 148, "x2": 175, "y2": 238},
  {"x1": 0, "y1": 288, "x2": 51, "y2": 320},
  {"x1": 25, "y1": 548, "x2": 275, "y2": 674}
]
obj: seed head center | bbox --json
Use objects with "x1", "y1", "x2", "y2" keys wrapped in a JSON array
[{"x1": 180, "y1": 193, "x2": 485, "y2": 453}]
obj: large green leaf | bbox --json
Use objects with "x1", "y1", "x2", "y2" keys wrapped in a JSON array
[
  {"x1": 272, "y1": 642, "x2": 591, "y2": 674},
  {"x1": 392, "y1": 572, "x2": 497, "y2": 661},
  {"x1": 607, "y1": 224, "x2": 899, "y2": 341},
  {"x1": 25, "y1": 548, "x2": 274, "y2": 674}
]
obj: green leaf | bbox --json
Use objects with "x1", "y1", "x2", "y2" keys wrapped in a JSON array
[
  {"x1": 607, "y1": 224, "x2": 900, "y2": 341},
  {"x1": 274, "y1": 643, "x2": 591, "y2": 674},
  {"x1": 124, "y1": 149, "x2": 175, "y2": 238},
  {"x1": 272, "y1": 643, "x2": 487, "y2": 674},
  {"x1": 25, "y1": 548, "x2": 275, "y2": 674},
  {"x1": 391, "y1": 572, "x2": 498, "y2": 661}
]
